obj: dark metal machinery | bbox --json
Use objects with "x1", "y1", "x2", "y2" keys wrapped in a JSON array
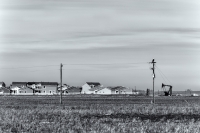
[{"x1": 161, "y1": 83, "x2": 172, "y2": 96}]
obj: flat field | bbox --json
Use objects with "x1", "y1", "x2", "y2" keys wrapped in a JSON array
[{"x1": 1, "y1": 95, "x2": 200, "y2": 133}]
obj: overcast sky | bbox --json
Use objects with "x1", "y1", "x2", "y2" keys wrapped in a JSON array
[{"x1": 0, "y1": 0, "x2": 200, "y2": 91}]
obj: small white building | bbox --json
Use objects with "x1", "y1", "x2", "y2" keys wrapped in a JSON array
[
  {"x1": 96, "y1": 87, "x2": 111, "y2": 95},
  {"x1": 86, "y1": 86, "x2": 112, "y2": 95},
  {"x1": 11, "y1": 82, "x2": 27, "y2": 94},
  {"x1": 37, "y1": 82, "x2": 58, "y2": 95},
  {"x1": 57, "y1": 84, "x2": 70, "y2": 94},
  {"x1": 81, "y1": 82, "x2": 101, "y2": 94},
  {"x1": 11, "y1": 86, "x2": 33, "y2": 95}
]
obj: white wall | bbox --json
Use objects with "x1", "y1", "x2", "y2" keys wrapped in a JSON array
[
  {"x1": 11, "y1": 86, "x2": 20, "y2": 94},
  {"x1": 81, "y1": 83, "x2": 92, "y2": 94},
  {"x1": 97, "y1": 88, "x2": 111, "y2": 95},
  {"x1": 19, "y1": 88, "x2": 33, "y2": 94}
]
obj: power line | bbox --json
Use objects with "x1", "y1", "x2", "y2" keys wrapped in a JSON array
[
  {"x1": 0, "y1": 62, "x2": 147, "y2": 70},
  {"x1": 0, "y1": 65, "x2": 59, "y2": 69},
  {"x1": 155, "y1": 66, "x2": 167, "y2": 83},
  {"x1": 155, "y1": 65, "x2": 172, "y2": 84},
  {"x1": 28, "y1": 69, "x2": 60, "y2": 72},
  {"x1": 62, "y1": 62, "x2": 146, "y2": 66},
  {"x1": 6, "y1": 69, "x2": 60, "y2": 73}
]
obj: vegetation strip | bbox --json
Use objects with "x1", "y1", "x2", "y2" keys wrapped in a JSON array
[{"x1": 81, "y1": 113, "x2": 200, "y2": 122}]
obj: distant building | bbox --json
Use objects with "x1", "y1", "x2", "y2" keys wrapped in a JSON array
[
  {"x1": 10, "y1": 86, "x2": 33, "y2": 95},
  {"x1": 39, "y1": 82, "x2": 58, "y2": 95},
  {"x1": 95, "y1": 87, "x2": 112, "y2": 95},
  {"x1": 57, "y1": 84, "x2": 70, "y2": 94},
  {"x1": 109, "y1": 86, "x2": 127, "y2": 94},
  {"x1": 107, "y1": 86, "x2": 134, "y2": 94},
  {"x1": 11, "y1": 82, "x2": 27, "y2": 88},
  {"x1": 81, "y1": 82, "x2": 101, "y2": 94},
  {"x1": 27, "y1": 82, "x2": 42, "y2": 89},
  {"x1": 11, "y1": 81, "x2": 58, "y2": 95},
  {"x1": 11, "y1": 82, "x2": 27, "y2": 94},
  {"x1": 18, "y1": 87, "x2": 34, "y2": 95}
]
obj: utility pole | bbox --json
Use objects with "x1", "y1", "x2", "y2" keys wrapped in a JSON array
[
  {"x1": 60, "y1": 63, "x2": 63, "y2": 104},
  {"x1": 149, "y1": 59, "x2": 156, "y2": 104}
]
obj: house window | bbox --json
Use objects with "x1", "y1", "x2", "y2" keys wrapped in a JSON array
[
  {"x1": 50, "y1": 91, "x2": 51, "y2": 94},
  {"x1": 44, "y1": 91, "x2": 45, "y2": 93},
  {"x1": 90, "y1": 85, "x2": 95, "y2": 88},
  {"x1": 44, "y1": 86, "x2": 46, "y2": 88},
  {"x1": 116, "y1": 90, "x2": 118, "y2": 94},
  {"x1": 25, "y1": 91, "x2": 26, "y2": 93}
]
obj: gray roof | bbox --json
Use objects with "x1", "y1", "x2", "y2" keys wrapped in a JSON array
[
  {"x1": 41, "y1": 82, "x2": 58, "y2": 86},
  {"x1": 109, "y1": 86, "x2": 127, "y2": 91},
  {"x1": 12, "y1": 82, "x2": 27, "y2": 85},
  {"x1": 27, "y1": 82, "x2": 41, "y2": 85},
  {"x1": 86, "y1": 82, "x2": 101, "y2": 86},
  {"x1": 12, "y1": 82, "x2": 58, "y2": 86}
]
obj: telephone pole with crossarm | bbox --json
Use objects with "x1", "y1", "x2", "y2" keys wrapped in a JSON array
[
  {"x1": 60, "y1": 63, "x2": 63, "y2": 104},
  {"x1": 149, "y1": 59, "x2": 156, "y2": 104}
]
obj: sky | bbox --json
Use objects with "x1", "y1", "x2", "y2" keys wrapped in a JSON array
[{"x1": 0, "y1": 0, "x2": 200, "y2": 91}]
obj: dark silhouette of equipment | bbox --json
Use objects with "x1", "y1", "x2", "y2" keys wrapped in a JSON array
[
  {"x1": 146, "y1": 88, "x2": 150, "y2": 96},
  {"x1": 161, "y1": 83, "x2": 172, "y2": 96}
]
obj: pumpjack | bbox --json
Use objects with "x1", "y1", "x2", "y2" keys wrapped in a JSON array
[{"x1": 161, "y1": 83, "x2": 172, "y2": 96}]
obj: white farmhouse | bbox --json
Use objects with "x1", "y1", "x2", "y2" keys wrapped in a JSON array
[{"x1": 81, "y1": 82, "x2": 101, "y2": 94}]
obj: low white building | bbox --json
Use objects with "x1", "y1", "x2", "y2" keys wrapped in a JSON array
[
  {"x1": 11, "y1": 86, "x2": 33, "y2": 95},
  {"x1": 57, "y1": 84, "x2": 70, "y2": 94},
  {"x1": 96, "y1": 87, "x2": 111, "y2": 95},
  {"x1": 81, "y1": 82, "x2": 101, "y2": 94},
  {"x1": 86, "y1": 86, "x2": 112, "y2": 95}
]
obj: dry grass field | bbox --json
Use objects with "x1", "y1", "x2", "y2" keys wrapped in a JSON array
[{"x1": 0, "y1": 95, "x2": 200, "y2": 133}]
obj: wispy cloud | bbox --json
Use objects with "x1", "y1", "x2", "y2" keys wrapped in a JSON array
[{"x1": 1, "y1": 0, "x2": 200, "y2": 89}]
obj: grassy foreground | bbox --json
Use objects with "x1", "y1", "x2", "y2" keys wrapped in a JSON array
[{"x1": 0, "y1": 96, "x2": 200, "y2": 133}]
